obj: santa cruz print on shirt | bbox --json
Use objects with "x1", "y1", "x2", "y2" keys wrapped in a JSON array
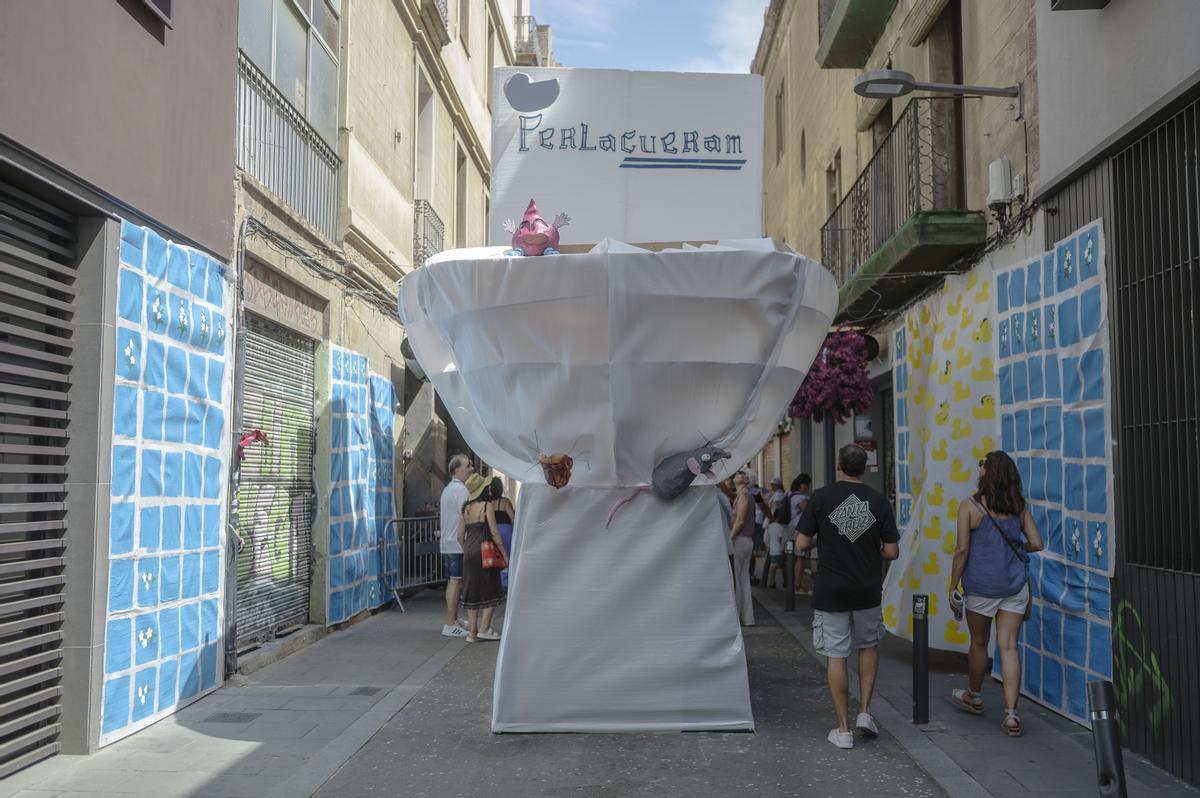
[{"x1": 829, "y1": 494, "x2": 876, "y2": 543}]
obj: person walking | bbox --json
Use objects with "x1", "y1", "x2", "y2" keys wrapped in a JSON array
[
  {"x1": 795, "y1": 445, "x2": 899, "y2": 750},
  {"x1": 459, "y1": 474, "x2": 507, "y2": 642},
  {"x1": 489, "y1": 477, "x2": 517, "y2": 590},
  {"x1": 789, "y1": 474, "x2": 813, "y2": 593},
  {"x1": 717, "y1": 477, "x2": 736, "y2": 570},
  {"x1": 745, "y1": 469, "x2": 770, "y2": 584},
  {"x1": 765, "y1": 477, "x2": 788, "y2": 589},
  {"x1": 947, "y1": 450, "x2": 1044, "y2": 737},
  {"x1": 438, "y1": 454, "x2": 474, "y2": 638},
  {"x1": 729, "y1": 471, "x2": 756, "y2": 626}
]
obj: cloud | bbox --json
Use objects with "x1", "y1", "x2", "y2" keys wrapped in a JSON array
[{"x1": 675, "y1": 0, "x2": 770, "y2": 74}]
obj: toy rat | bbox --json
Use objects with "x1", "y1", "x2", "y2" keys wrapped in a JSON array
[
  {"x1": 503, "y1": 199, "x2": 570, "y2": 256},
  {"x1": 605, "y1": 446, "x2": 732, "y2": 527}
]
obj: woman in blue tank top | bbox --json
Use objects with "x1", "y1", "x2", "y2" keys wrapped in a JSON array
[{"x1": 947, "y1": 451, "x2": 1044, "y2": 737}]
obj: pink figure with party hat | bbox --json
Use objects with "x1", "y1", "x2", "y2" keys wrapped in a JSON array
[{"x1": 502, "y1": 199, "x2": 570, "y2": 256}]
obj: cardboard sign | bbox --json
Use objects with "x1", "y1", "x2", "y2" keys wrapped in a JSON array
[{"x1": 489, "y1": 67, "x2": 764, "y2": 247}]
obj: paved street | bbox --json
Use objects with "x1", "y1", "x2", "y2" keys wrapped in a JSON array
[
  {"x1": 313, "y1": 600, "x2": 939, "y2": 798},
  {"x1": 4, "y1": 588, "x2": 1196, "y2": 798}
]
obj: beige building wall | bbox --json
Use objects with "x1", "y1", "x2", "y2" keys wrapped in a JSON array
[
  {"x1": 757, "y1": 0, "x2": 859, "y2": 262},
  {"x1": 752, "y1": 0, "x2": 1039, "y2": 489},
  {"x1": 756, "y1": 0, "x2": 1038, "y2": 259}
]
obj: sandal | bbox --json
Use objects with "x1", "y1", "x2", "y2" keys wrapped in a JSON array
[
  {"x1": 477, "y1": 630, "x2": 501, "y2": 641},
  {"x1": 1002, "y1": 708, "x2": 1022, "y2": 737},
  {"x1": 951, "y1": 689, "x2": 985, "y2": 715},
  {"x1": 465, "y1": 635, "x2": 479, "y2": 643}
]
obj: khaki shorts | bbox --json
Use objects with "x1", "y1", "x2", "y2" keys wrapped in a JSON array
[{"x1": 813, "y1": 606, "x2": 885, "y2": 659}]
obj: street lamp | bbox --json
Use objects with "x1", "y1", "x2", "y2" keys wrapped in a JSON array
[{"x1": 853, "y1": 69, "x2": 1024, "y2": 120}]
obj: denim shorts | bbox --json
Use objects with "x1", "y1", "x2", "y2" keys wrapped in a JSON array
[{"x1": 442, "y1": 553, "x2": 463, "y2": 579}]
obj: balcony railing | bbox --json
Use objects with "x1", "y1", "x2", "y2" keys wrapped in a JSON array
[
  {"x1": 420, "y1": 0, "x2": 451, "y2": 47},
  {"x1": 514, "y1": 15, "x2": 543, "y2": 64},
  {"x1": 413, "y1": 200, "x2": 444, "y2": 268},
  {"x1": 820, "y1": 97, "x2": 963, "y2": 285},
  {"x1": 236, "y1": 51, "x2": 340, "y2": 241}
]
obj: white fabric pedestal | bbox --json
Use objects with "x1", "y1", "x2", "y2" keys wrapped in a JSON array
[{"x1": 492, "y1": 483, "x2": 754, "y2": 733}]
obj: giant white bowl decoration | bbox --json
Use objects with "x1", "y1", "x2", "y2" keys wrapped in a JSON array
[
  {"x1": 399, "y1": 238, "x2": 838, "y2": 485},
  {"x1": 398, "y1": 238, "x2": 838, "y2": 733}
]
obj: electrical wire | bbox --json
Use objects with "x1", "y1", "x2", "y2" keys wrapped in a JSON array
[{"x1": 244, "y1": 217, "x2": 401, "y2": 318}]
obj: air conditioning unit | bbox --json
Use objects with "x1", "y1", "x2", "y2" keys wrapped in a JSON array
[{"x1": 987, "y1": 156, "x2": 1013, "y2": 210}]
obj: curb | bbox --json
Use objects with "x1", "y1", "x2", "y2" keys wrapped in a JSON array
[
  {"x1": 755, "y1": 588, "x2": 991, "y2": 798},
  {"x1": 237, "y1": 624, "x2": 329, "y2": 676}
]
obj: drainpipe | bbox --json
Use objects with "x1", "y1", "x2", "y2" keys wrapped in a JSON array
[{"x1": 223, "y1": 215, "x2": 251, "y2": 677}]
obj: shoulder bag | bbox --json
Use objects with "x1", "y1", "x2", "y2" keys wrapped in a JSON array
[{"x1": 975, "y1": 499, "x2": 1034, "y2": 622}]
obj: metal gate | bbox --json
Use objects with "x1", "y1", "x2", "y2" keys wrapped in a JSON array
[
  {"x1": 0, "y1": 177, "x2": 74, "y2": 776},
  {"x1": 1045, "y1": 90, "x2": 1200, "y2": 787},
  {"x1": 235, "y1": 315, "x2": 316, "y2": 648}
]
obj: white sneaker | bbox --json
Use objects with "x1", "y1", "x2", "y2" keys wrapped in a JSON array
[
  {"x1": 856, "y1": 712, "x2": 879, "y2": 738},
  {"x1": 441, "y1": 624, "x2": 468, "y2": 638},
  {"x1": 828, "y1": 728, "x2": 854, "y2": 749}
]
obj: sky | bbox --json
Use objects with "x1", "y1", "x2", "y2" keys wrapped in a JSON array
[{"x1": 533, "y1": 0, "x2": 771, "y2": 74}]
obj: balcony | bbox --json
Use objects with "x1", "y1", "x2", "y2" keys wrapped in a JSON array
[
  {"x1": 816, "y1": 0, "x2": 897, "y2": 68},
  {"x1": 420, "y1": 0, "x2": 451, "y2": 48},
  {"x1": 413, "y1": 200, "x2": 444, "y2": 268},
  {"x1": 821, "y1": 98, "x2": 986, "y2": 323},
  {"x1": 514, "y1": 15, "x2": 543, "y2": 66},
  {"x1": 236, "y1": 52, "x2": 340, "y2": 242}
]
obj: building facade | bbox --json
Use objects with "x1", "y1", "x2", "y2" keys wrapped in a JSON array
[
  {"x1": 232, "y1": 0, "x2": 551, "y2": 647},
  {"x1": 0, "y1": 0, "x2": 555, "y2": 769},
  {"x1": 0, "y1": 0, "x2": 239, "y2": 769},
  {"x1": 753, "y1": 0, "x2": 1200, "y2": 786},
  {"x1": 1032, "y1": 1, "x2": 1200, "y2": 784}
]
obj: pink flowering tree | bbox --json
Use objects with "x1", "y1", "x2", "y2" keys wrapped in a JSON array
[{"x1": 790, "y1": 326, "x2": 874, "y2": 423}]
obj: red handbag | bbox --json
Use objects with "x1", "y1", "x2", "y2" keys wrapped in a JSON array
[{"x1": 481, "y1": 539, "x2": 508, "y2": 570}]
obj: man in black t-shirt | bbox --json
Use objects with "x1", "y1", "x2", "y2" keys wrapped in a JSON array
[{"x1": 795, "y1": 444, "x2": 899, "y2": 750}]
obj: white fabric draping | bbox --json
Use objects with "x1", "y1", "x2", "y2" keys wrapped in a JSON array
[
  {"x1": 398, "y1": 240, "x2": 838, "y2": 488},
  {"x1": 397, "y1": 239, "x2": 837, "y2": 732},
  {"x1": 492, "y1": 484, "x2": 753, "y2": 732}
]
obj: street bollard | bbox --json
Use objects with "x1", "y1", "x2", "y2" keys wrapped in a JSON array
[
  {"x1": 913, "y1": 594, "x2": 929, "y2": 725},
  {"x1": 784, "y1": 539, "x2": 795, "y2": 612},
  {"x1": 1087, "y1": 680, "x2": 1128, "y2": 798}
]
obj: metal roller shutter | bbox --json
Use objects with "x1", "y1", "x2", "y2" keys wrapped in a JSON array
[
  {"x1": 0, "y1": 177, "x2": 74, "y2": 777},
  {"x1": 235, "y1": 315, "x2": 316, "y2": 648}
]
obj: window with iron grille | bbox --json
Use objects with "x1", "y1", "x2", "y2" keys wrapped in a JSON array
[{"x1": 1110, "y1": 94, "x2": 1200, "y2": 574}]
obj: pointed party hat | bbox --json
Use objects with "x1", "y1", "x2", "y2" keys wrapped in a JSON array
[{"x1": 523, "y1": 199, "x2": 541, "y2": 223}]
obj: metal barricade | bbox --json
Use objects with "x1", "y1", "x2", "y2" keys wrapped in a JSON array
[{"x1": 379, "y1": 515, "x2": 444, "y2": 611}]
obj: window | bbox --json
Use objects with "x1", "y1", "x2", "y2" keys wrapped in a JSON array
[
  {"x1": 870, "y1": 100, "x2": 893, "y2": 152},
  {"x1": 415, "y1": 71, "x2": 435, "y2": 201},
  {"x1": 459, "y1": 0, "x2": 471, "y2": 52},
  {"x1": 486, "y1": 22, "x2": 496, "y2": 109},
  {"x1": 825, "y1": 150, "x2": 842, "y2": 215},
  {"x1": 800, "y1": 130, "x2": 807, "y2": 183},
  {"x1": 238, "y1": 0, "x2": 342, "y2": 144},
  {"x1": 455, "y1": 146, "x2": 468, "y2": 248},
  {"x1": 775, "y1": 81, "x2": 786, "y2": 164}
]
